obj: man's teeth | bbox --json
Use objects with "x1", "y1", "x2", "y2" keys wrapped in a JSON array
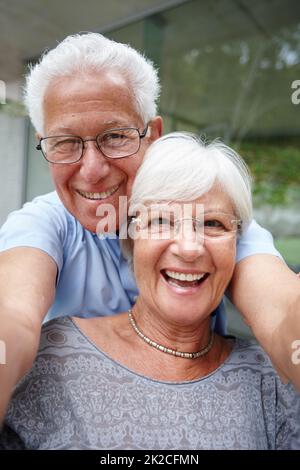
[
  {"x1": 77, "y1": 184, "x2": 119, "y2": 200},
  {"x1": 165, "y1": 270, "x2": 205, "y2": 282}
]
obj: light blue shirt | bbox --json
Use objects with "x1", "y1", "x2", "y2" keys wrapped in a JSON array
[{"x1": 0, "y1": 192, "x2": 280, "y2": 330}]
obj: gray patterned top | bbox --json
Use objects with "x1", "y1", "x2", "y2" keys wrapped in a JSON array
[{"x1": 1, "y1": 317, "x2": 299, "y2": 450}]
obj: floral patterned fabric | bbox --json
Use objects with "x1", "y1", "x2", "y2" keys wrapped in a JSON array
[{"x1": 1, "y1": 317, "x2": 299, "y2": 450}]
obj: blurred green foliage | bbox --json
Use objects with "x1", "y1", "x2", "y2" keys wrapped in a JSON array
[
  {"x1": 0, "y1": 99, "x2": 25, "y2": 117},
  {"x1": 235, "y1": 140, "x2": 300, "y2": 206},
  {"x1": 275, "y1": 237, "x2": 300, "y2": 266}
]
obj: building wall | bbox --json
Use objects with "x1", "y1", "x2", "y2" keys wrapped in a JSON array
[{"x1": 0, "y1": 112, "x2": 26, "y2": 226}]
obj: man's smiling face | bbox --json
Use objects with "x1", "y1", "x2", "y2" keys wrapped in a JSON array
[{"x1": 42, "y1": 71, "x2": 162, "y2": 233}]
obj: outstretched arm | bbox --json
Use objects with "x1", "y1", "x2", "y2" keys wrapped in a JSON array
[
  {"x1": 229, "y1": 254, "x2": 300, "y2": 390},
  {"x1": 0, "y1": 247, "x2": 57, "y2": 423}
]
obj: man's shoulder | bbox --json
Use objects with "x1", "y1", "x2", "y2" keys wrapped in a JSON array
[
  {"x1": 0, "y1": 192, "x2": 91, "y2": 263},
  {"x1": 31, "y1": 191, "x2": 62, "y2": 204},
  {"x1": 4, "y1": 191, "x2": 82, "y2": 236},
  {"x1": 3, "y1": 191, "x2": 68, "y2": 225},
  {"x1": 24, "y1": 191, "x2": 67, "y2": 213}
]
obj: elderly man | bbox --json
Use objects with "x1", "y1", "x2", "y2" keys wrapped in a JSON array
[{"x1": 0, "y1": 33, "x2": 299, "y2": 421}]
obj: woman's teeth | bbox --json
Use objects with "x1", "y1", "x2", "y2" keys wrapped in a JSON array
[
  {"x1": 165, "y1": 270, "x2": 205, "y2": 282},
  {"x1": 163, "y1": 270, "x2": 208, "y2": 289}
]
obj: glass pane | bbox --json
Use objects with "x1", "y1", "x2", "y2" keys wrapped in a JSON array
[
  {"x1": 26, "y1": 120, "x2": 53, "y2": 201},
  {"x1": 149, "y1": 0, "x2": 300, "y2": 336}
]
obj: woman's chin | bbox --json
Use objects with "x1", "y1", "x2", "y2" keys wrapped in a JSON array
[{"x1": 157, "y1": 297, "x2": 211, "y2": 327}]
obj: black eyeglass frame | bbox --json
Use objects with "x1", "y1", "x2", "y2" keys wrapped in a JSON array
[{"x1": 36, "y1": 125, "x2": 149, "y2": 164}]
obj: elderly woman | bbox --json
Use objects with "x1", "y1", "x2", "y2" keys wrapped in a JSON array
[{"x1": 0, "y1": 133, "x2": 299, "y2": 450}]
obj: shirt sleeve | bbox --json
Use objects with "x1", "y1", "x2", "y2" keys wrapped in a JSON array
[
  {"x1": 0, "y1": 192, "x2": 66, "y2": 274},
  {"x1": 236, "y1": 219, "x2": 282, "y2": 263}
]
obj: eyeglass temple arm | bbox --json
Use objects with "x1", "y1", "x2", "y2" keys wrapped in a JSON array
[{"x1": 140, "y1": 125, "x2": 149, "y2": 138}]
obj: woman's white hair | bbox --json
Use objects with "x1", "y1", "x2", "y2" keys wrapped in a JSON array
[
  {"x1": 122, "y1": 132, "x2": 253, "y2": 266},
  {"x1": 24, "y1": 32, "x2": 160, "y2": 135}
]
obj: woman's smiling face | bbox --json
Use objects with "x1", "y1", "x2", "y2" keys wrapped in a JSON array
[{"x1": 132, "y1": 186, "x2": 238, "y2": 328}]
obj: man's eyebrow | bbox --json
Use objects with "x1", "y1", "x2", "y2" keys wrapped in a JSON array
[
  {"x1": 49, "y1": 121, "x2": 134, "y2": 134},
  {"x1": 101, "y1": 120, "x2": 136, "y2": 128},
  {"x1": 103, "y1": 120, "x2": 123, "y2": 126},
  {"x1": 48, "y1": 127, "x2": 75, "y2": 134}
]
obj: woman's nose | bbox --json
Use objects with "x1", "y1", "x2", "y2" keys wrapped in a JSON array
[
  {"x1": 79, "y1": 141, "x2": 111, "y2": 183},
  {"x1": 169, "y1": 233, "x2": 206, "y2": 261}
]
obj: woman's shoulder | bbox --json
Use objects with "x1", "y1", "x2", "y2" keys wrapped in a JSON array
[
  {"x1": 16, "y1": 317, "x2": 109, "y2": 388},
  {"x1": 218, "y1": 336, "x2": 279, "y2": 382},
  {"x1": 229, "y1": 336, "x2": 273, "y2": 366},
  {"x1": 39, "y1": 316, "x2": 91, "y2": 352},
  {"x1": 220, "y1": 337, "x2": 299, "y2": 402}
]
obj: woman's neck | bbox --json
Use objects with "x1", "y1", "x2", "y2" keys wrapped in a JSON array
[
  {"x1": 131, "y1": 299, "x2": 212, "y2": 355},
  {"x1": 73, "y1": 310, "x2": 233, "y2": 382}
]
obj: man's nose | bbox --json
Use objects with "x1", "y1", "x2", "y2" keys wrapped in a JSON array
[{"x1": 79, "y1": 140, "x2": 110, "y2": 183}]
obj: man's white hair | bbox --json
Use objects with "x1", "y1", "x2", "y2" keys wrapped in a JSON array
[
  {"x1": 24, "y1": 32, "x2": 160, "y2": 135},
  {"x1": 122, "y1": 132, "x2": 253, "y2": 266}
]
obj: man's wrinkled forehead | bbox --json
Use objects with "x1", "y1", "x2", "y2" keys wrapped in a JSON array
[
  {"x1": 45, "y1": 68, "x2": 129, "y2": 93},
  {"x1": 42, "y1": 71, "x2": 141, "y2": 135}
]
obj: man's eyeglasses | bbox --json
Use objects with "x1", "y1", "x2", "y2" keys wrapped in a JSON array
[
  {"x1": 36, "y1": 125, "x2": 148, "y2": 164},
  {"x1": 130, "y1": 212, "x2": 242, "y2": 241}
]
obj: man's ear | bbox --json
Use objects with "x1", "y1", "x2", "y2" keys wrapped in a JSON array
[{"x1": 149, "y1": 116, "x2": 163, "y2": 142}]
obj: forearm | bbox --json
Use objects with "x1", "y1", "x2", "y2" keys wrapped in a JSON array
[
  {"x1": 0, "y1": 308, "x2": 41, "y2": 423},
  {"x1": 0, "y1": 248, "x2": 57, "y2": 423},
  {"x1": 229, "y1": 255, "x2": 300, "y2": 389},
  {"x1": 268, "y1": 293, "x2": 300, "y2": 389}
]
